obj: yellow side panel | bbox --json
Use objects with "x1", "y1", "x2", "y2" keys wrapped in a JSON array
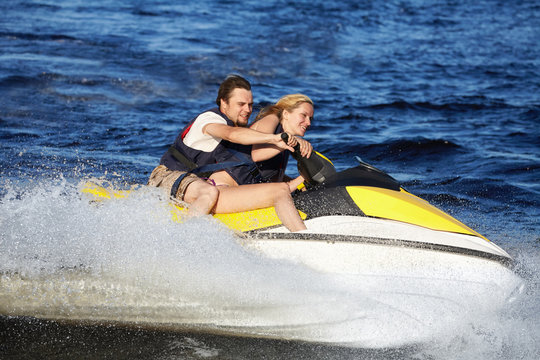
[
  {"x1": 346, "y1": 186, "x2": 486, "y2": 239},
  {"x1": 81, "y1": 182, "x2": 305, "y2": 233},
  {"x1": 81, "y1": 182, "x2": 131, "y2": 199},
  {"x1": 171, "y1": 204, "x2": 306, "y2": 232},
  {"x1": 215, "y1": 208, "x2": 306, "y2": 232}
]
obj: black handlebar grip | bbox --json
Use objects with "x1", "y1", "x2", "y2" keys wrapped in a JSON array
[{"x1": 281, "y1": 133, "x2": 301, "y2": 156}]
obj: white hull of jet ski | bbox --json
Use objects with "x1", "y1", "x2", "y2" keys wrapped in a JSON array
[{"x1": 245, "y1": 215, "x2": 524, "y2": 319}]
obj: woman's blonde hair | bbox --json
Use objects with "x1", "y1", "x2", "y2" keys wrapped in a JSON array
[{"x1": 255, "y1": 94, "x2": 313, "y2": 122}]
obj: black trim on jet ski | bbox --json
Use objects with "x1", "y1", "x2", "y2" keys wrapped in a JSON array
[{"x1": 248, "y1": 232, "x2": 514, "y2": 268}]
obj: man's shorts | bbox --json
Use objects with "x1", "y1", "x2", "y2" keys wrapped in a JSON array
[{"x1": 147, "y1": 165, "x2": 200, "y2": 201}]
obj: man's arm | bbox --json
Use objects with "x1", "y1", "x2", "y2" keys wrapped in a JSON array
[{"x1": 204, "y1": 123, "x2": 294, "y2": 152}]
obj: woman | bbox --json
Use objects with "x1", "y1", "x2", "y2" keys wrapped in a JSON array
[{"x1": 250, "y1": 94, "x2": 314, "y2": 192}]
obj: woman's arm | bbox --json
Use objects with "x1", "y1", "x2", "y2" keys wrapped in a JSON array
[
  {"x1": 250, "y1": 114, "x2": 285, "y2": 162},
  {"x1": 286, "y1": 175, "x2": 305, "y2": 192}
]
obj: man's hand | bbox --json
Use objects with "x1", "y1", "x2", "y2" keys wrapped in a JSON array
[
  {"x1": 273, "y1": 133, "x2": 295, "y2": 152},
  {"x1": 279, "y1": 133, "x2": 313, "y2": 158}
]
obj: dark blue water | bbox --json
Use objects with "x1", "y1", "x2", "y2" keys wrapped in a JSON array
[{"x1": 1, "y1": 1, "x2": 539, "y2": 359}]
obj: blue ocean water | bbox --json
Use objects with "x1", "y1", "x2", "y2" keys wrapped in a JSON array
[{"x1": 1, "y1": 0, "x2": 539, "y2": 359}]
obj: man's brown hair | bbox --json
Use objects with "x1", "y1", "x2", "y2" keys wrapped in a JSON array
[{"x1": 216, "y1": 75, "x2": 251, "y2": 106}]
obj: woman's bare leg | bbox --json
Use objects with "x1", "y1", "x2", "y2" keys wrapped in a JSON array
[{"x1": 213, "y1": 182, "x2": 306, "y2": 232}]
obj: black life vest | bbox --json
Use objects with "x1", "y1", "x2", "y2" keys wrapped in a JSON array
[
  {"x1": 159, "y1": 108, "x2": 263, "y2": 185},
  {"x1": 254, "y1": 123, "x2": 290, "y2": 182}
]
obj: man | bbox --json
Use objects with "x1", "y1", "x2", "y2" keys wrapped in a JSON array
[
  {"x1": 159, "y1": 75, "x2": 295, "y2": 186},
  {"x1": 148, "y1": 75, "x2": 306, "y2": 231}
]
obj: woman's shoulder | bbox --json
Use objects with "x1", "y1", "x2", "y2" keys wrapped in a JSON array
[{"x1": 251, "y1": 113, "x2": 280, "y2": 132}]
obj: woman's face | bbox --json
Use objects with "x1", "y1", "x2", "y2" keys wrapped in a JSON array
[{"x1": 282, "y1": 102, "x2": 313, "y2": 136}]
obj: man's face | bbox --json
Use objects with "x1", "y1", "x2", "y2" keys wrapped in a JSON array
[{"x1": 220, "y1": 88, "x2": 253, "y2": 127}]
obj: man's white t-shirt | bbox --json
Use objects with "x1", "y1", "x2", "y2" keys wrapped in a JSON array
[{"x1": 182, "y1": 111, "x2": 227, "y2": 152}]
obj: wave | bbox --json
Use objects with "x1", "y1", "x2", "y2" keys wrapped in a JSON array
[
  {"x1": 365, "y1": 96, "x2": 511, "y2": 112},
  {"x1": 442, "y1": 177, "x2": 539, "y2": 207},
  {"x1": 0, "y1": 31, "x2": 79, "y2": 42},
  {"x1": 0, "y1": 73, "x2": 98, "y2": 88},
  {"x1": 339, "y1": 137, "x2": 462, "y2": 163},
  {"x1": 0, "y1": 75, "x2": 42, "y2": 87}
]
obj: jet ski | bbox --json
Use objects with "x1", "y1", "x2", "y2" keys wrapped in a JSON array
[{"x1": 10, "y1": 140, "x2": 521, "y2": 348}]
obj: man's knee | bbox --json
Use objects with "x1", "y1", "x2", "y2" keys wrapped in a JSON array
[
  {"x1": 202, "y1": 184, "x2": 219, "y2": 202},
  {"x1": 185, "y1": 180, "x2": 218, "y2": 202}
]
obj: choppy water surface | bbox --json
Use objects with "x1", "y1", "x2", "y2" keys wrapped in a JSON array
[{"x1": 1, "y1": 0, "x2": 539, "y2": 359}]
